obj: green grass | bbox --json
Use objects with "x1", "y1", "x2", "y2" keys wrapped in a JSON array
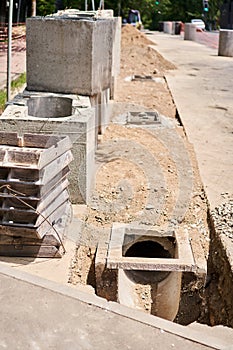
[{"x1": 0, "y1": 72, "x2": 26, "y2": 113}]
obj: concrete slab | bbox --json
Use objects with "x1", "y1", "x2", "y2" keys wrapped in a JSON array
[
  {"x1": 107, "y1": 224, "x2": 196, "y2": 272},
  {"x1": 147, "y1": 32, "x2": 233, "y2": 210},
  {"x1": 0, "y1": 262, "x2": 230, "y2": 349}
]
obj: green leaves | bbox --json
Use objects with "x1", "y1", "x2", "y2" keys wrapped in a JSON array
[
  {"x1": 37, "y1": 0, "x2": 55, "y2": 15},
  {"x1": 35, "y1": 0, "x2": 224, "y2": 30}
]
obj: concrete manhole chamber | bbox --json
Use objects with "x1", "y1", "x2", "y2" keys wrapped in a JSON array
[
  {"x1": 121, "y1": 234, "x2": 181, "y2": 321},
  {"x1": 0, "y1": 92, "x2": 95, "y2": 204},
  {"x1": 100, "y1": 224, "x2": 200, "y2": 321},
  {"x1": 27, "y1": 96, "x2": 73, "y2": 118}
]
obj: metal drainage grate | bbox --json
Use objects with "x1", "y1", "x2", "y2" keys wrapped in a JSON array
[
  {"x1": 132, "y1": 75, "x2": 154, "y2": 81},
  {"x1": 127, "y1": 111, "x2": 161, "y2": 125},
  {"x1": 124, "y1": 75, "x2": 165, "y2": 84}
]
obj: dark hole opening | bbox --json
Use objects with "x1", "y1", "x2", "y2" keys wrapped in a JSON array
[
  {"x1": 124, "y1": 240, "x2": 172, "y2": 284},
  {"x1": 124, "y1": 240, "x2": 172, "y2": 259}
]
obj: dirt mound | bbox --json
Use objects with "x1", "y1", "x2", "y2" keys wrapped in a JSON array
[
  {"x1": 121, "y1": 24, "x2": 156, "y2": 47},
  {"x1": 115, "y1": 25, "x2": 176, "y2": 116},
  {"x1": 120, "y1": 25, "x2": 176, "y2": 77}
]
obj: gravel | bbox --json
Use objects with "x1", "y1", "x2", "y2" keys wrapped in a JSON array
[{"x1": 211, "y1": 199, "x2": 233, "y2": 240}]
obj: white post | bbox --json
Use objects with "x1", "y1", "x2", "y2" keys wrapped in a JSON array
[{"x1": 7, "y1": 0, "x2": 13, "y2": 102}]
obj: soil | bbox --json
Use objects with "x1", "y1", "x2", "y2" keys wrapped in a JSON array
[
  {"x1": 1, "y1": 24, "x2": 211, "y2": 323},
  {"x1": 69, "y1": 25, "x2": 210, "y2": 322}
]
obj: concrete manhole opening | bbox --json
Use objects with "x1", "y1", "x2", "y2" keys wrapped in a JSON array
[
  {"x1": 104, "y1": 224, "x2": 198, "y2": 321},
  {"x1": 27, "y1": 96, "x2": 73, "y2": 118},
  {"x1": 123, "y1": 237, "x2": 174, "y2": 284}
]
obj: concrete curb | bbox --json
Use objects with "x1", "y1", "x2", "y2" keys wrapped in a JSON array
[{"x1": 0, "y1": 261, "x2": 229, "y2": 349}]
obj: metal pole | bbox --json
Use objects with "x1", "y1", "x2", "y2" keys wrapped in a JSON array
[
  {"x1": 17, "y1": 0, "x2": 22, "y2": 24},
  {"x1": 7, "y1": 0, "x2": 13, "y2": 102},
  {"x1": 99, "y1": 0, "x2": 103, "y2": 10},
  {"x1": 85, "y1": 0, "x2": 87, "y2": 11},
  {"x1": 118, "y1": 0, "x2": 121, "y2": 16},
  {"x1": 92, "y1": 0, "x2": 95, "y2": 11}
]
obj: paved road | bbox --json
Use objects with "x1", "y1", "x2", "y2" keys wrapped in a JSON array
[
  {"x1": 148, "y1": 32, "x2": 233, "y2": 209},
  {"x1": 196, "y1": 31, "x2": 219, "y2": 50}
]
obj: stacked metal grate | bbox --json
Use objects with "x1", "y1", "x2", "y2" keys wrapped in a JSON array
[{"x1": 0, "y1": 132, "x2": 73, "y2": 258}]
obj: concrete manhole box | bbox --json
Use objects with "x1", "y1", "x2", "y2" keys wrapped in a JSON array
[{"x1": 107, "y1": 223, "x2": 196, "y2": 272}]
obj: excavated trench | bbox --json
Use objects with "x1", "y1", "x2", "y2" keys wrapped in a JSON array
[
  {"x1": 68, "y1": 101, "x2": 233, "y2": 328},
  {"x1": 3, "y1": 22, "x2": 231, "y2": 329}
]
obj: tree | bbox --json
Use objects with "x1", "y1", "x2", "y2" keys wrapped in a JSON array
[
  {"x1": 37, "y1": 0, "x2": 55, "y2": 15},
  {"x1": 35, "y1": 0, "x2": 225, "y2": 30},
  {"x1": 32, "y1": 0, "x2": 36, "y2": 16}
]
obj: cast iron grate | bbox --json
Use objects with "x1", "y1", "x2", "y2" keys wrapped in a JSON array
[{"x1": 127, "y1": 111, "x2": 161, "y2": 125}]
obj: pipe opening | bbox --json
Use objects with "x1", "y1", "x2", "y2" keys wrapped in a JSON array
[
  {"x1": 124, "y1": 240, "x2": 173, "y2": 283},
  {"x1": 27, "y1": 96, "x2": 73, "y2": 118},
  {"x1": 124, "y1": 240, "x2": 172, "y2": 258}
]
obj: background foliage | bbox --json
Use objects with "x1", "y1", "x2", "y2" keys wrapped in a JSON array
[{"x1": 36, "y1": 0, "x2": 224, "y2": 29}]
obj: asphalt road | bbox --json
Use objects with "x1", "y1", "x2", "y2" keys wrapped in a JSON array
[
  {"x1": 148, "y1": 31, "x2": 233, "y2": 209},
  {"x1": 196, "y1": 31, "x2": 219, "y2": 50}
]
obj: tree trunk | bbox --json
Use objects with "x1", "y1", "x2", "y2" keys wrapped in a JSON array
[{"x1": 32, "y1": 0, "x2": 36, "y2": 16}]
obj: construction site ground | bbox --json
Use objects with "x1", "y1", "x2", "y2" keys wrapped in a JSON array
[{"x1": 0, "y1": 25, "x2": 233, "y2": 348}]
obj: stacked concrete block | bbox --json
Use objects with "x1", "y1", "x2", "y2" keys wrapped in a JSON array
[
  {"x1": 26, "y1": 14, "x2": 121, "y2": 133},
  {"x1": 0, "y1": 132, "x2": 72, "y2": 257},
  {"x1": 26, "y1": 16, "x2": 117, "y2": 96},
  {"x1": 0, "y1": 91, "x2": 95, "y2": 204},
  {"x1": 1, "y1": 12, "x2": 121, "y2": 210}
]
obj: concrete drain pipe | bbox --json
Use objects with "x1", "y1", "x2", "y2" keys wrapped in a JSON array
[
  {"x1": 106, "y1": 224, "x2": 199, "y2": 322},
  {"x1": 119, "y1": 237, "x2": 181, "y2": 321}
]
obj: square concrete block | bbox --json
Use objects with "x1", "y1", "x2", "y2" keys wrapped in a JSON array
[
  {"x1": 107, "y1": 223, "x2": 197, "y2": 272},
  {"x1": 26, "y1": 16, "x2": 117, "y2": 95}
]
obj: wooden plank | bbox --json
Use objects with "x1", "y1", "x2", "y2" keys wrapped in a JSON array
[
  {"x1": 0, "y1": 167, "x2": 10, "y2": 180},
  {"x1": 0, "y1": 200, "x2": 71, "y2": 239},
  {"x1": 0, "y1": 150, "x2": 72, "y2": 184},
  {"x1": 37, "y1": 179, "x2": 69, "y2": 213},
  {"x1": 39, "y1": 166, "x2": 70, "y2": 197},
  {"x1": 0, "y1": 195, "x2": 38, "y2": 210},
  {"x1": 35, "y1": 136, "x2": 72, "y2": 169},
  {"x1": 0, "y1": 166, "x2": 70, "y2": 198},
  {"x1": 0, "y1": 245, "x2": 62, "y2": 258},
  {"x1": 0, "y1": 132, "x2": 18, "y2": 146},
  {"x1": 0, "y1": 208, "x2": 37, "y2": 224},
  {"x1": 7, "y1": 149, "x2": 42, "y2": 166},
  {"x1": 0, "y1": 233, "x2": 60, "y2": 245},
  {"x1": 39, "y1": 151, "x2": 73, "y2": 185},
  {"x1": 23, "y1": 134, "x2": 72, "y2": 169},
  {"x1": 0, "y1": 147, "x2": 73, "y2": 172},
  {"x1": 0, "y1": 178, "x2": 69, "y2": 211},
  {"x1": 23, "y1": 134, "x2": 64, "y2": 148},
  {"x1": 0, "y1": 223, "x2": 42, "y2": 239},
  {"x1": 0, "y1": 189, "x2": 69, "y2": 228}
]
